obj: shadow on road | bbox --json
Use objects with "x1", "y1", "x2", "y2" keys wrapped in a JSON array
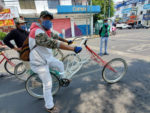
[
  {"x1": 0, "y1": 59, "x2": 150, "y2": 113},
  {"x1": 54, "y1": 59, "x2": 150, "y2": 113}
]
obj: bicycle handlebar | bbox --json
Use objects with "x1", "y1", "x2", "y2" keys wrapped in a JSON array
[{"x1": 84, "y1": 39, "x2": 88, "y2": 46}]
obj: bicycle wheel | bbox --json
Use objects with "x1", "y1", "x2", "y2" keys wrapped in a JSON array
[
  {"x1": 62, "y1": 54, "x2": 82, "y2": 79},
  {"x1": 102, "y1": 58, "x2": 127, "y2": 84},
  {"x1": 4, "y1": 57, "x2": 22, "y2": 75},
  {"x1": 26, "y1": 73, "x2": 60, "y2": 99},
  {"x1": 14, "y1": 62, "x2": 30, "y2": 81}
]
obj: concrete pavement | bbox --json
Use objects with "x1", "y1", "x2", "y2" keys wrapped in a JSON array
[{"x1": 0, "y1": 29, "x2": 150, "y2": 113}]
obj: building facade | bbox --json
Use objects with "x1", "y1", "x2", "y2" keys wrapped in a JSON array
[
  {"x1": 1, "y1": 0, "x2": 100, "y2": 37},
  {"x1": 114, "y1": 0, "x2": 150, "y2": 26}
]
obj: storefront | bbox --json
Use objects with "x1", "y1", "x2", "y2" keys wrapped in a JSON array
[
  {"x1": 143, "y1": 4, "x2": 150, "y2": 25},
  {"x1": 143, "y1": 14, "x2": 150, "y2": 25},
  {"x1": 56, "y1": 5, "x2": 100, "y2": 38}
]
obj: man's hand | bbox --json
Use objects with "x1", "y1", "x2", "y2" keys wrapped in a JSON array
[
  {"x1": 67, "y1": 40, "x2": 73, "y2": 45},
  {"x1": 14, "y1": 47, "x2": 21, "y2": 51},
  {"x1": 74, "y1": 46, "x2": 82, "y2": 54}
]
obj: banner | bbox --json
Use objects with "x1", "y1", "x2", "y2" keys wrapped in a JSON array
[
  {"x1": 0, "y1": 9, "x2": 14, "y2": 27},
  {"x1": 143, "y1": 14, "x2": 150, "y2": 20}
]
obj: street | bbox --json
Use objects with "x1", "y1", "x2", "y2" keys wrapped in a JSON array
[{"x1": 0, "y1": 29, "x2": 150, "y2": 113}]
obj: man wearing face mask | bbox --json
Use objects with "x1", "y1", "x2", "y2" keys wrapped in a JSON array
[
  {"x1": 99, "y1": 19, "x2": 110, "y2": 56},
  {"x1": 3, "y1": 18, "x2": 28, "y2": 51},
  {"x1": 29, "y1": 11, "x2": 82, "y2": 113}
]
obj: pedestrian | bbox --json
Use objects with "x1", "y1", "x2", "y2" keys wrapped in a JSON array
[
  {"x1": 3, "y1": 18, "x2": 28, "y2": 51},
  {"x1": 99, "y1": 19, "x2": 110, "y2": 56},
  {"x1": 29, "y1": 10, "x2": 82, "y2": 113}
]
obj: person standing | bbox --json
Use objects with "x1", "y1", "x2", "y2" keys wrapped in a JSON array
[
  {"x1": 3, "y1": 18, "x2": 28, "y2": 51},
  {"x1": 99, "y1": 19, "x2": 110, "y2": 56}
]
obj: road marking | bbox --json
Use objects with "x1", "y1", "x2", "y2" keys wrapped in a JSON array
[
  {"x1": 0, "y1": 89, "x2": 26, "y2": 99},
  {"x1": 0, "y1": 69, "x2": 100, "y2": 99}
]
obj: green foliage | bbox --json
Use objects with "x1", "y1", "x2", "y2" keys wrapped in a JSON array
[
  {"x1": 0, "y1": 32, "x2": 7, "y2": 40},
  {"x1": 92, "y1": 0, "x2": 115, "y2": 23}
]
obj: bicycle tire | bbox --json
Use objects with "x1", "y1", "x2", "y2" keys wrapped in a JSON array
[
  {"x1": 14, "y1": 62, "x2": 29, "y2": 81},
  {"x1": 62, "y1": 54, "x2": 82, "y2": 79},
  {"x1": 25, "y1": 72, "x2": 60, "y2": 99},
  {"x1": 102, "y1": 58, "x2": 127, "y2": 84},
  {"x1": 4, "y1": 57, "x2": 22, "y2": 75}
]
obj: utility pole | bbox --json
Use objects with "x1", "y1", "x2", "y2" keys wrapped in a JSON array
[
  {"x1": 90, "y1": 0, "x2": 93, "y2": 36},
  {"x1": 104, "y1": 0, "x2": 106, "y2": 18},
  {"x1": 108, "y1": 0, "x2": 111, "y2": 18}
]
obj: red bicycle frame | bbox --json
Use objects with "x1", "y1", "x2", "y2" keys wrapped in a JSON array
[
  {"x1": 0, "y1": 52, "x2": 15, "y2": 66},
  {"x1": 84, "y1": 42, "x2": 117, "y2": 73}
]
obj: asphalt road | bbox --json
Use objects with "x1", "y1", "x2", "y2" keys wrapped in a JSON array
[{"x1": 0, "y1": 29, "x2": 150, "y2": 113}]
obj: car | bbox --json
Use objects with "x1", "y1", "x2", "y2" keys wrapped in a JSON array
[
  {"x1": 134, "y1": 24, "x2": 149, "y2": 29},
  {"x1": 116, "y1": 23, "x2": 132, "y2": 29}
]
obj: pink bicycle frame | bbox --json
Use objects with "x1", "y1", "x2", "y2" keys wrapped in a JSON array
[
  {"x1": 0, "y1": 52, "x2": 15, "y2": 66},
  {"x1": 85, "y1": 45, "x2": 117, "y2": 73}
]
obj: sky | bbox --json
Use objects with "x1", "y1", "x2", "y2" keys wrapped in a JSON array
[{"x1": 114, "y1": 0, "x2": 123, "y2": 3}]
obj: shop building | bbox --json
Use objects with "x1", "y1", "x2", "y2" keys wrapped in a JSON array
[
  {"x1": 114, "y1": 0, "x2": 150, "y2": 26},
  {"x1": 2, "y1": 0, "x2": 100, "y2": 38}
]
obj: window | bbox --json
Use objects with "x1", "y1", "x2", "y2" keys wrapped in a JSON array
[
  {"x1": 142, "y1": 1, "x2": 145, "y2": 4},
  {"x1": 19, "y1": 0, "x2": 36, "y2": 9},
  {"x1": 117, "y1": 8, "x2": 120, "y2": 11},
  {"x1": 147, "y1": 10, "x2": 150, "y2": 14},
  {"x1": 131, "y1": 12, "x2": 136, "y2": 15},
  {"x1": 148, "y1": 0, "x2": 150, "y2": 4},
  {"x1": 72, "y1": 0, "x2": 82, "y2": 5},
  {"x1": 123, "y1": 14, "x2": 127, "y2": 18},
  {"x1": 132, "y1": 3, "x2": 137, "y2": 7},
  {"x1": 140, "y1": 11, "x2": 143, "y2": 15},
  {"x1": 48, "y1": 0, "x2": 59, "y2": 9},
  {"x1": 116, "y1": 15, "x2": 119, "y2": 18}
]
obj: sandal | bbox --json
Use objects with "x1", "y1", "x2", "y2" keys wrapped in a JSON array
[{"x1": 46, "y1": 106, "x2": 60, "y2": 113}]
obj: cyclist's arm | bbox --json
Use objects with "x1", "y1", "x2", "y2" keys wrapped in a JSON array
[
  {"x1": 35, "y1": 33, "x2": 74, "y2": 51},
  {"x1": 51, "y1": 32, "x2": 68, "y2": 43}
]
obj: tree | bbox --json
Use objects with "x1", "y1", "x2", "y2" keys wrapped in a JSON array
[{"x1": 92, "y1": 0, "x2": 115, "y2": 23}]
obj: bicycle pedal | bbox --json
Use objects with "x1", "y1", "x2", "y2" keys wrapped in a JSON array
[{"x1": 60, "y1": 79, "x2": 70, "y2": 87}]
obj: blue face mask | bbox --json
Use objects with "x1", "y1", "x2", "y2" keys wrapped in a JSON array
[
  {"x1": 42, "y1": 20, "x2": 52, "y2": 30},
  {"x1": 104, "y1": 23, "x2": 108, "y2": 25},
  {"x1": 20, "y1": 25, "x2": 26, "y2": 30}
]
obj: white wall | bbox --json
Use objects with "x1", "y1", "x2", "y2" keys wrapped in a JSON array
[
  {"x1": 60, "y1": 0, "x2": 72, "y2": 5},
  {"x1": 4, "y1": 0, "x2": 58, "y2": 16}
]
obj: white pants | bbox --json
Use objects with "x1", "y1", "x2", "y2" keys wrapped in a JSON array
[{"x1": 30, "y1": 57, "x2": 64, "y2": 109}]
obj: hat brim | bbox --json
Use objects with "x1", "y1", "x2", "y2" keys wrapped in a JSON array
[
  {"x1": 41, "y1": 14, "x2": 53, "y2": 19},
  {"x1": 18, "y1": 21, "x2": 27, "y2": 24}
]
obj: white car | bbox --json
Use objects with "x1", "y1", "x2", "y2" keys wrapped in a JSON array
[{"x1": 116, "y1": 24, "x2": 132, "y2": 29}]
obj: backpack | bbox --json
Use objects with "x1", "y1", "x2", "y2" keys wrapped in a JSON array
[{"x1": 19, "y1": 37, "x2": 36, "y2": 61}]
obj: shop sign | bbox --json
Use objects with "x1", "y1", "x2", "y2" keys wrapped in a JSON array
[
  {"x1": 143, "y1": 4, "x2": 150, "y2": 10},
  {"x1": 57, "y1": 5, "x2": 100, "y2": 14},
  {"x1": 143, "y1": 14, "x2": 150, "y2": 20},
  {"x1": 0, "y1": 9, "x2": 14, "y2": 26}
]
